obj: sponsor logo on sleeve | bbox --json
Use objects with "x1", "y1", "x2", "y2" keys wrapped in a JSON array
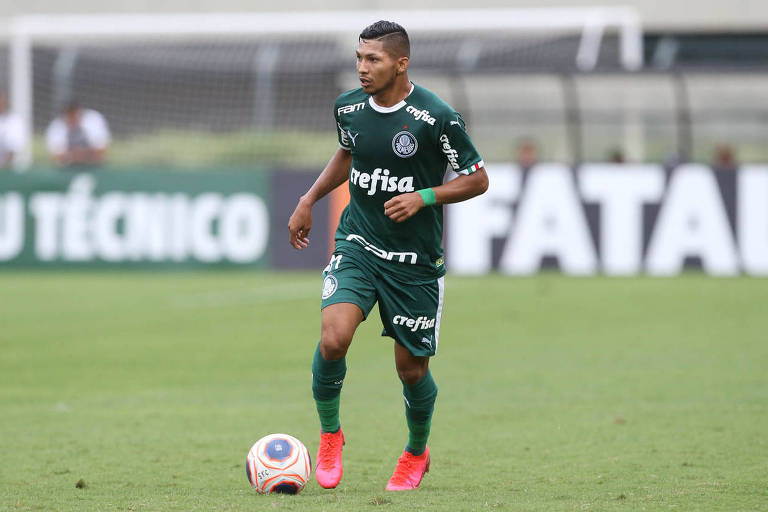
[
  {"x1": 439, "y1": 134, "x2": 460, "y2": 170},
  {"x1": 337, "y1": 122, "x2": 349, "y2": 147}
]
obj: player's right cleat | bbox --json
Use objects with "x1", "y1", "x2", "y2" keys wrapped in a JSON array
[{"x1": 315, "y1": 428, "x2": 344, "y2": 488}]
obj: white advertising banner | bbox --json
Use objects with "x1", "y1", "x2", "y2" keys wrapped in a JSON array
[{"x1": 447, "y1": 164, "x2": 768, "y2": 276}]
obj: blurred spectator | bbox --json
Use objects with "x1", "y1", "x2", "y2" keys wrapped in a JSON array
[
  {"x1": 515, "y1": 138, "x2": 539, "y2": 171},
  {"x1": 0, "y1": 91, "x2": 26, "y2": 170},
  {"x1": 45, "y1": 100, "x2": 111, "y2": 168},
  {"x1": 608, "y1": 147, "x2": 625, "y2": 164},
  {"x1": 711, "y1": 144, "x2": 738, "y2": 173}
]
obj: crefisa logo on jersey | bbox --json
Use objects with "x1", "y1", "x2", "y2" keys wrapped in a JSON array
[
  {"x1": 392, "y1": 131, "x2": 418, "y2": 158},
  {"x1": 439, "y1": 134, "x2": 460, "y2": 170},
  {"x1": 405, "y1": 106, "x2": 436, "y2": 126},
  {"x1": 392, "y1": 314, "x2": 436, "y2": 332}
]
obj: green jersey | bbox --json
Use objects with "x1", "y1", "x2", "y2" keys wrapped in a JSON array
[{"x1": 332, "y1": 82, "x2": 484, "y2": 282}]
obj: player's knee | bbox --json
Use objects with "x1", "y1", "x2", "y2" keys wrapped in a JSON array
[
  {"x1": 397, "y1": 366, "x2": 427, "y2": 386},
  {"x1": 319, "y1": 326, "x2": 352, "y2": 360}
]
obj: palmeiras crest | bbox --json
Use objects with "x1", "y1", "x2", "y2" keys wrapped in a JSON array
[
  {"x1": 322, "y1": 275, "x2": 338, "y2": 299},
  {"x1": 392, "y1": 131, "x2": 418, "y2": 158}
]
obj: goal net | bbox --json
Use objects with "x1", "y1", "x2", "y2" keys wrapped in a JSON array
[{"x1": 4, "y1": 8, "x2": 642, "y2": 170}]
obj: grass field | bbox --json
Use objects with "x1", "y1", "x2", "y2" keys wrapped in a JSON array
[{"x1": 1, "y1": 272, "x2": 766, "y2": 511}]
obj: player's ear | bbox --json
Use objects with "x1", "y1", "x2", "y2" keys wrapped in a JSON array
[{"x1": 396, "y1": 56, "x2": 409, "y2": 74}]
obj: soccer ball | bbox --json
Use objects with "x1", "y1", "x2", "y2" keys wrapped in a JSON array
[{"x1": 246, "y1": 433, "x2": 312, "y2": 494}]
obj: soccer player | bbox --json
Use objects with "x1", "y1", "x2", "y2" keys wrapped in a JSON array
[{"x1": 288, "y1": 20, "x2": 488, "y2": 491}]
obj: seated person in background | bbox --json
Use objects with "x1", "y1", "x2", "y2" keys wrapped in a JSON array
[
  {"x1": 608, "y1": 147, "x2": 625, "y2": 164},
  {"x1": 711, "y1": 144, "x2": 738, "y2": 173},
  {"x1": 514, "y1": 137, "x2": 539, "y2": 171},
  {"x1": 0, "y1": 91, "x2": 26, "y2": 170},
  {"x1": 45, "y1": 100, "x2": 111, "y2": 168}
]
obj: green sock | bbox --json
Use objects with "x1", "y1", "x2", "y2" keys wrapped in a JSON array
[
  {"x1": 315, "y1": 396, "x2": 341, "y2": 434},
  {"x1": 311, "y1": 343, "x2": 346, "y2": 433},
  {"x1": 402, "y1": 370, "x2": 438, "y2": 455}
]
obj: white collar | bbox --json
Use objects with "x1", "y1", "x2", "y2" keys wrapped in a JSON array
[{"x1": 368, "y1": 82, "x2": 415, "y2": 113}]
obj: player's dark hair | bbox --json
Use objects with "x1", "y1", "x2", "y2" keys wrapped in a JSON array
[{"x1": 359, "y1": 20, "x2": 410, "y2": 58}]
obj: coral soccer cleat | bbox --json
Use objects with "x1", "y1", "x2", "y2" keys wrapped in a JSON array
[
  {"x1": 385, "y1": 446, "x2": 430, "y2": 491},
  {"x1": 315, "y1": 429, "x2": 344, "y2": 488}
]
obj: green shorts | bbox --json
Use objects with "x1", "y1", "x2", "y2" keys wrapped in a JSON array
[{"x1": 320, "y1": 251, "x2": 444, "y2": 357}]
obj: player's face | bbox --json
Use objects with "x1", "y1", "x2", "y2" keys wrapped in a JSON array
[
  {"x1": 356, "y1": 39, "x2": 401, "y2": 95},
  {"x1": 65, "y1": 108, "x2": 81, "y2": 127}
]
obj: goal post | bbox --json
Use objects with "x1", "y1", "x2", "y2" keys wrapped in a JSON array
[{"x1": 6, "y1": 7, "x2": 643, "y2": 171}]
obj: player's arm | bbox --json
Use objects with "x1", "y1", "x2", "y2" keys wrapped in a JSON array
[
  {"x1": 384, "y1": 167, "x2": 488, "y2": 223},
  {"x1": 288, "y1": 147, "x2": 352, "y2": 249},
  {"x1": 63, "y1": 147, "x2": 107, "y2": 166},
  {"x1": 1, "y1": 153, "x2": 13, "y2": 169}
]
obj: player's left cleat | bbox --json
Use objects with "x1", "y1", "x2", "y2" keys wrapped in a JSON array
[{"x1": 385, "y1": 446, "x2": 430, "y2": 491}]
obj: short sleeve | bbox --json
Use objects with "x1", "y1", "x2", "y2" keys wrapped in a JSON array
[
  {"x1": 437, "y1": 111, "x2": 484, "y2": 175},
  {"x1": 2, "y1": 115, "x2": 26, "y2": 152},
  {"x1": 82, "y1": 110, "x2": 111, "y2": 150},
  {"x1": 45, "y1": 119, "x2": 67, "y2": 155},
  {"x1": 333, "y1": 102, "x2": 351, "y2": 150}
]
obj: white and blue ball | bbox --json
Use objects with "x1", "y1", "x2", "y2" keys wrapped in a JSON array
[{"x1": 246, "y1": 433, "x2": 312, "y2": 494}]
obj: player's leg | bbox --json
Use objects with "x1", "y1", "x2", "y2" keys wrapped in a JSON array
[
  {"x1": 313, "y1": 303, "x2": 361, "y2": 489},
  {"x1": 394, "y1": 344, "x2": 436, "y2": 457},
  {"x1": 384, "y1": 343, "x2": 437, "y2": 491},
  {"x1": 377, "y1": 275, "x2": 443, "y2": 490},
  {"x1": 314, "y1": 253, "x2": 377, "y2": 489},
  {"x1": 313, "y1": 302, "x2": 364, "y2": 434}
]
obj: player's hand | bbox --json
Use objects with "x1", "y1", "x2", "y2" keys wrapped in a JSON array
[
  {"x1": 288, "y1": 199, "x2": 313, "y2": 250},
  {"x1": 383, "y1": 192, "x2": 424, "y2": 223}
]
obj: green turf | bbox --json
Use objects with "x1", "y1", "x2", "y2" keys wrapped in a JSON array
[
  {"x1": 1, "y1": 272, "x2": 766, "y2": 511},
  {"x1": 29, "y1": 130, "x2": 338, "y2": 170}
]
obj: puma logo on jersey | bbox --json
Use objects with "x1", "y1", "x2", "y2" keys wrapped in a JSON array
[
  {"x1": 439, "y1": 134, "x2": 460, "y2": 170},
  {"x1": 349, "y1": 167, "x2": 415, "y2": 196},
  {"x1": 405, "y1": 105, "x2": 436, "y2": 126},
  {"x1": 450, "y1": 117, "x2": 461, "y2": 126},
  {"x1": 347, "y1": 130, "x2": 359, "y2": 146},
  {"x1": 346, "y1": 233, "x2": 417, "y2": 264},
  {"x1": 337, "y1": 102, "x2": 365, "y2": 115},
  {"x1": 392, "y1": 314, "x2": 436, "y2": 332}
]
